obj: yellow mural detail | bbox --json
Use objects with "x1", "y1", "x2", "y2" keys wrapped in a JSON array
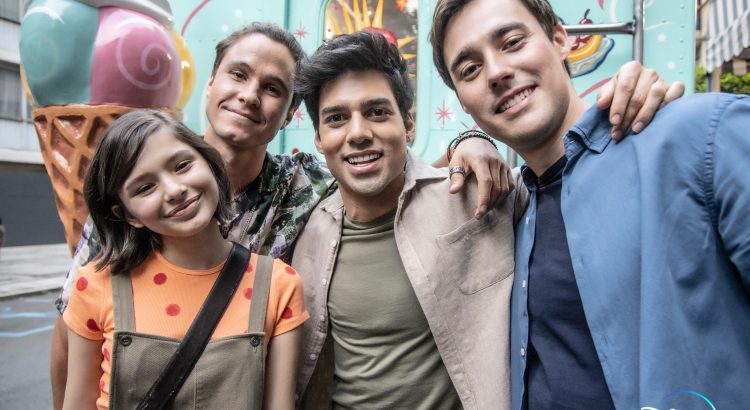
[
  {"x1": 326, "y1": 0, "x2": 415, "y2": 61},
  {"x1": 372, "y1": 0, "x2": 383, "y2": 28}
]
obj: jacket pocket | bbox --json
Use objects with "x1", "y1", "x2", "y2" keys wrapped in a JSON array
[{"x1": 436, "y1": 210, "x2": 514, "y2": 294}]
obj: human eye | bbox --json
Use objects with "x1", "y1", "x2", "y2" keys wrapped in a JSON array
[
  {"x1": 229, "y1": 70, "x2": 246, "y2": 81},
  {"x1": 502, "y1": 34, "x2": 525, "y2": 51},
  {"x1": 368, "y1": 107, "x2": 391, "y2": 120},
  {"x1": 263, "y1": 83, "x2": 281, "y2": 96},
  {"x1": 324, "y1": 113, "x2": 347, "y2": 126},
  {"x1": 460, "y1": 63, "x2": 481, "y2": 81},
  {"x1": 134, "y1": 183, "x2": 155, "y2": 196},
  {"x1": 175, "y1": 159, "x2": 192, "y2": 173}
]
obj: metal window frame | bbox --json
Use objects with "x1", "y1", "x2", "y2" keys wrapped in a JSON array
[{"x1": 564, "y1": 0, "x2": 644, "y2": 63}]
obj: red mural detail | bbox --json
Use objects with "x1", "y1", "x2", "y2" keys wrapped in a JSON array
[
  {"x1": 181, "y1": 0, "x2": 212, "y2": 36},
  {"x1": 294, "y1": 22, "x2": 308, "y2": 40},
  {"x1": 293, "y1": 108, "x2": 305, "y2": 127},
  {"x1": 435, "y1": 100, "x2": 453, "y2": 128},
  {"x1": 579, "y1": 77, "x2": 611, "y2": 98},
  {"x1": 363, "y1": 27, "x2": 398, "y2": 46}
]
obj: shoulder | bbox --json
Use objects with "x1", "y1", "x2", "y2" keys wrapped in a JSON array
[
  {"x1": 293, "y1": 190, "x2": 342, "y2": 246},
  {"x1": 652, "y1": 92, "x2": 747, "y2": 129},
  {"x1": 74, "y1": 260, "x2": 111, "y2": 290},
  {"x1": 266, "y1": 152, "x2": 326, "y2": 175},
  {"x1": 62, "y1": 261, "x2": 112, "y2": 339},
  {"x1": 266, "y1": 152, "x2": 334, "y2": 192},
  {"x1": 259, "y1": 255, "x2": 303, "y2": 290}
]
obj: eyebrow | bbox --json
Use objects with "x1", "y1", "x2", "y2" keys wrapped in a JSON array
[
  {"x1": 320, "y1": 98, "x2": 393, "y2": 116},
  {"x1": 449, "y1": 22, "x2": 527, "y2": 75},
  {"x1": 361, "y1": 98, "x2": 393, "y2": 109},
  {"x1": 225, "y1": 61, "x2": 291, "y2": 95}
]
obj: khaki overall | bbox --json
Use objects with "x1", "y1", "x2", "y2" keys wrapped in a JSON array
[{"x1": 108, "y1": 256, "x2": 273, "y2": 409}]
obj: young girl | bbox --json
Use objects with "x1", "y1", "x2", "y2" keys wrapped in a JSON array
[{"x1": 62, "y1": 110, "x2": 307, "y2": 409}]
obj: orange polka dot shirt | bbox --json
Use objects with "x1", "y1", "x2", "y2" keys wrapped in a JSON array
[{"x1": 62, "y1": 251, "x2": 308, "y2": 409}]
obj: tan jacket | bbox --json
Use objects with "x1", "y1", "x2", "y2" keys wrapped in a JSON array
[{"x1": 291, "y1": 151, "x2": 527, "y2": 409}]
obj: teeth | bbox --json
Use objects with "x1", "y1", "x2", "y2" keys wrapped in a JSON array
[
  {"x1": 500, "y1": 88, "x2": 533, "y2": 113},
  {"x1": 347, "y1": 153, "x2": 381, "y2": 165}
]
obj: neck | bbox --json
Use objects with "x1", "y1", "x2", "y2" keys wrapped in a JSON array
[
  {"x1": 520, "y1": 94, "x2": 589, "y2": 176},
  {"x1": 204, "y1": 130, "x2": 267, "y2": 196},
  {"x1": 340, "y1": 176, "x2": 404, "y2": 223},
  {"x1": 160, "y1": 220, "x2": 232, "y2": 270}
]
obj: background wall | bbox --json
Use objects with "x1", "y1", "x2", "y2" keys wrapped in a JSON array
[
  {"x1": 0, "y1": 168, "x2": 64, "y2": 246},
  {"x1": 166, "y1": 0, "x2": 697, "y2": 164}
]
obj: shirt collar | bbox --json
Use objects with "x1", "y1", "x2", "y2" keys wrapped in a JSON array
[
  {"x1": 520, "y1": 106, "x2": 612, "y2": 191},
  {"x1": 566, "y1": 105, "x2": 613, "y2": 155}
]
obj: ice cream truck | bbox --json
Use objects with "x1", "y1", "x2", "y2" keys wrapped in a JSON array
[{"x1": 169, "y1": 0, "x2": 696, "y2": 164}]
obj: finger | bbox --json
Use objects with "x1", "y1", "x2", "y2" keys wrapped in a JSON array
[
  {"x1": 448, "y1": 160, "x2": 470, "y2": 194},
  {"x1": 619, "y1": 67, "x2": 658, "y2": 134},
  {"x1": 488, "y1": 161, "x2": 504, "y2": 208},
  {"x1": 506, "y1": 167, "x2": 515, "y2": 193},
  {"x1": 595, "y1": 77, "x2": 615, "y2": 110},
  {"x1": 473, "y1": 169, "x2": 494, "y2": 219},
  {"x1": 660, "y1": 81, "x2": 685, "y2": 108},
  {"x1": 630, "y1": 80, "x2": 667, "y2": 133},
  {"x1": 608, "y1": 61, "x2": 642, "y2": 130}
]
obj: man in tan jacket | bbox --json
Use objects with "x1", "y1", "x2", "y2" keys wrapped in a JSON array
[{"x1": 291, "y1": 32, "x2": 526, "y2": 409}]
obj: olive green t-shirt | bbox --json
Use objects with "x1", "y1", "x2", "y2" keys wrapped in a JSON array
[{"x1": 327, "y1": 211, "x2": 461, "y2": 409}]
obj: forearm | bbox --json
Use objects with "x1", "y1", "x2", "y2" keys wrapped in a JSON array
[
  {"x1": 63, "y1": 329, "x2": 102, "y2": 409},
  {"x1": 50, "y1": 317, "x2": 68, "y2": 410},
  {"x1": 264, "y1": 327, "x2": 303, "y2": 410}
]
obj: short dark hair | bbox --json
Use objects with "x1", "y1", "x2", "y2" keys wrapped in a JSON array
[
  {"x1": 296, "y1": 32, "x2": 413, "y2": 130},
  {"x1": 85, "y1": 109, "x2": 232, "y2": 275},
  {"x1": 212, "y1": 22, "x2": 308, "y2": 110},
  {"x1": 430, "y1": 0, "x2": 559, "y2": 90}
]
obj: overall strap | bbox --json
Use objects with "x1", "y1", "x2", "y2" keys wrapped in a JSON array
[
  {"x1": 111, "y1": 272, "x2": 135, "y2": 332},
  {"x1": 248, "y1": 255, "x2": 274, "y2": 333},
  {"x1": 247, "y1": 254, "x2": 274, "y2": 410},
  {"x1": 137, "y1": 243, "x2": 250, "y2": 410}
]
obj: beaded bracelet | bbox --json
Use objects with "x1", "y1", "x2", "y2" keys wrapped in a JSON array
[{"x1": 446, "y1": 129, "x2": 499, "y2": 162}]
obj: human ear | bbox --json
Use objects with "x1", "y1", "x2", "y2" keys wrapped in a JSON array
[
  {"x1": 205, "y1": 76, "x2": 215, "y2": 96},
  {"x1": 113, "y1": 204, "x2": 144, "y2": 229},
  {"x1": 552, "y1": 24, "x2": 570, "y2": 60},
  {"x1": 280, "y1": 104, "x2": 296, "y2": 130},
  {"x1": 313, "y1": 131, "x2": 324, "y2": 154},
  {"x1": 404, "y1": 113, "x2": 416, "y2": 143}
]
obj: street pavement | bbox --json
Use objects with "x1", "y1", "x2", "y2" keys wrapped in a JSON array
[
  {"x1": 0, "y1": 291, "x2": 57, "y2": 409},
  {"x1": 0, "y1": 243, "x2": 70, "y2": 300},
  {"x1": 0, "y1": 245, "x2": 66, "y2": 408}
]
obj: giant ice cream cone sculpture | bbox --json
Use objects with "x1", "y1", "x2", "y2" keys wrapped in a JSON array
[{"x1": 20, "y1": 0, "x2": 196, "y2": 253}]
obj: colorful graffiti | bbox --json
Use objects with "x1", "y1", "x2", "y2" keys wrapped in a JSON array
[
  {"x1": 324, "y1": 0, "x2": 418, "y2": 81},
  {"x1": 566, "y1": 8, "x2": 615, "y2": 78}
]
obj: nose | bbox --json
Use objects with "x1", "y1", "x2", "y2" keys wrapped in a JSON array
[
  {"x1": 163, "y1": 179, "x2": 187, "y2": 202},
  {"x1": 485, "y1": 52, "x2": 514, "y2": 91},
  {"x1": 346, "y1": 113, "x2": 373, "y2": 145},
  {"x1": 238, "y1": 79, "x2": 261, "y2": 107}
]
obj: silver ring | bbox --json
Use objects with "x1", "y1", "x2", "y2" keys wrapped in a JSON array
[{"x1": 449, "y1": 165, "x2": 466, "y2": 177}]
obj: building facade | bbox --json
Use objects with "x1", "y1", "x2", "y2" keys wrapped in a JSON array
[
  {"x1": 697, "y1": 0, "x2": 750, "y2": 91},
  {"x1": 0, "y1": 0, "x2": 65, "y2": 246}
]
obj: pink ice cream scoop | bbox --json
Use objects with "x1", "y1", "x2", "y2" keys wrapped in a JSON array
[{"x1": 90, "y1": 7, "x2": 181, "y2": 107}]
